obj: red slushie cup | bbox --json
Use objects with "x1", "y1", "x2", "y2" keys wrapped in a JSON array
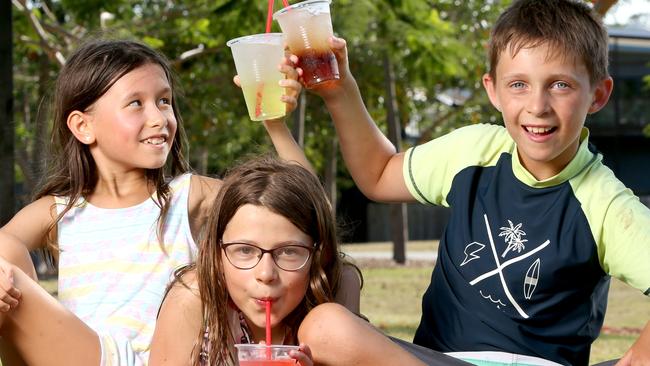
[
  {"x1": 273, "y1": 0, "x2": 339, "y2": 88},
  {"x1": 235, "y1": 344, "x2": 299, "y2": 365}
]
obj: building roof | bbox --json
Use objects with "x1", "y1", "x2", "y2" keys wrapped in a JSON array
[{"x1": 608, "y1": 26, "x2": 650, "y2": 40}]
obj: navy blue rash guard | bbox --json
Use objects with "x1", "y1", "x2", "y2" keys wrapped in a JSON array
[{"x1": 403, "y1": 124, "x2": 650, "y2": 365}]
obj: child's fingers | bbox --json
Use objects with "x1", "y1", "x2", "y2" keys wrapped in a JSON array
[
  {"x1": 0, "y1": 292, "x2": 19, "y2": 311},
  {"x1": 329, "y1": 36, "x2": 348, "y2": 60},
  {"x1": 279, "y1": 78, "x2": 302, "y2": 99},
  {"x1": 279, "y1": 60, "x2": 299, "y2": 82},
  {"x1": 283, "y1": 42, "x2": 292, "y2": 56},
  {"x1": 0, "y1": 270, "x2": 21, "y2": 311},
  {"x1": 281, "y1": 54, "x2": 303, "y2": 79},
  {"x1": 298, "y1": 343, "x2": 312, "y2": 359},
  {"x1": 233, "y1": 75, "x2": 241, "y2": 88},
  {"x1": 290, "y1": 349, "x2": 313, "y2": 366},
  {"x1": 281, "y1": 95, "x2": 298, "y2": 113},
  {"x1": 280, "y1": 54, "x2": 296, "y2": 67}
]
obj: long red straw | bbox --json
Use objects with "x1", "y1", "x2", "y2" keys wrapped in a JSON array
[
  {"x1": 266, "y1": 0, "x2": 275, "y2": 33},
  {"x1": 265, "y1": 300, "x2": 272, "y2": 359}
]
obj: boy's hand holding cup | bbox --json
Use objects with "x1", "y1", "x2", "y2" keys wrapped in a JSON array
[{"x1": 274, "y1": 0, "x2": 345, "y2": 92}]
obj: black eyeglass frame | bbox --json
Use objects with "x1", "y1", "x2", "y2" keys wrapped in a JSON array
[{"x1": 220, "y1": 241, "x2": 317, "y2": 271}]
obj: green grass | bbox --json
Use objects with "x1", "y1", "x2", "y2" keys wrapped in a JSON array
[
  {"x1": 32, "y1": 241, "x2": 649, "y2": 364},
  {"x1": 349, "y1": 243, "x2": 650, "y2": 364}
]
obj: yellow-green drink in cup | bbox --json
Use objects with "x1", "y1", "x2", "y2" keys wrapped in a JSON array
[
  {"x1": 273, "y1": 0, "x2": 339, "y2": 88},
  {"x1": 227, "y1": 33, "x2": 286, "y2": 121}
]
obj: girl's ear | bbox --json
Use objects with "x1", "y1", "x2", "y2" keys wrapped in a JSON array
[{"x1": 67, "y1": 111, "x2": 95, "y2": 145}]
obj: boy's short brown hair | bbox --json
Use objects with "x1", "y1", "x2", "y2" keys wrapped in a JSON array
[{"x1": 488, "y1": 0, "x2": 609, "y2": 85}]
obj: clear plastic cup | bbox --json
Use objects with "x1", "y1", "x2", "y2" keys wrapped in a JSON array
[
  {"x1": 227, "y1": 33, "x2": 286, "y2": 121},
  {"x1": 235, "y1": 344, "x2": 299, "y2": 365},
  {"x1": 273, "y1": 0, "x2": 340, "y2": 88}
]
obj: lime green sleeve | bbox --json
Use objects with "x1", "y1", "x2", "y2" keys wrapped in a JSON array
[
  {"x1": 572, "y1": 160, "x2": 650, "y2": 295},
  {"x1": 403, "y1": 124, "x2": 514, "y2": 207}
]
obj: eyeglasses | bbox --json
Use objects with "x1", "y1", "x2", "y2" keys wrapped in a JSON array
[{"x1": 221, "y1": 242, "x2": 315, "y2": 271}]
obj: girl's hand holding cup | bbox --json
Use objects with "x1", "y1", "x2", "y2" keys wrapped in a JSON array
[
  {"x1": 276, "y1": 54, "x2": 303, "y2": 116},
  {"x1": 232, "y1": 54, "x2": 302, "y2": 122},
  {"x1": 290, "y1": 343, "x2": 314, "y2": 366}
]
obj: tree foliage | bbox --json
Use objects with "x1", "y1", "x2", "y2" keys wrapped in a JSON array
[{"x1": 12, "y1": 0, "x2": 508, "y2": 202}]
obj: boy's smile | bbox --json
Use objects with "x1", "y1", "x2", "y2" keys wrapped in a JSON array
[{"x1": 483, "y1": 43, "x2": 612, "y2": 180}]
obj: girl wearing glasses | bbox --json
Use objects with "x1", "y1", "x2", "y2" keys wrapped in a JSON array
[{"x1": 149, "y1": 157, "x2": 428, "y2": 366}]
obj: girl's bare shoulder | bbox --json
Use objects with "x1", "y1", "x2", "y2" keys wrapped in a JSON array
[
  {"x1": 188, "y1": 175, "x2": 222, "y2": 211},
  {"x1": 162, "y1": 269, "x2": 202, "y2": 317}
]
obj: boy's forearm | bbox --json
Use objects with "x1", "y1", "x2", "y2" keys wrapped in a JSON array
[{"x1": 322, "y1": 77, "x2": 399, "y2": 199}]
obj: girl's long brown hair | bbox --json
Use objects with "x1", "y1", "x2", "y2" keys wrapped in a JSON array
[
  {"x1": 192, "y1": 156, "x2": 347, "y2": 365},
  {"x1": 34, "y1": 38, "x2": 189, "y2": 254}
]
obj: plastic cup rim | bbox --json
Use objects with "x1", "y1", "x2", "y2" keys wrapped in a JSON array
[
  {"x1": 273, "y1": 0, "x2": 332, "y2": 19},
  {"x1": 226, "y1": 33, "x2": 284, "y2": 48},
  {"x1": 234, "y1": 344, "x2": 300, "y2": 350}
]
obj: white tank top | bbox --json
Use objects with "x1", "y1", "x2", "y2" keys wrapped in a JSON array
[{"x1": 56, "y1": 173, "x2": 196, "y2": 361}]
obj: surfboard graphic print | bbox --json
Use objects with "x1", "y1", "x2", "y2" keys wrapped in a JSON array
[{"x1": 524, "y1": 258, "x2": 541, "y2": 300}]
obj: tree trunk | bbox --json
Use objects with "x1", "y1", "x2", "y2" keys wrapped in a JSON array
[
  {"x1": 28, "y1": 52, "x2": 51, "y2": 193},
  {"x1": 196, "y1": 146, "x2": 209, "y2": 175},
  {"x1": 0, "y1": 0, "x2": 15, "y2": 225},
  {"x1": 383, "y1": 51, "x2": 408, "y2": 264},
  {"x1": 291, "y1": 91, "x2": 306, "y2": 147},
  {"x1": 324, "y1": 136, "x2": 337, "y2": 206}
]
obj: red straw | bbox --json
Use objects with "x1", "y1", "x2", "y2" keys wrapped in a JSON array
[
  {"x1": 265, "y1": 300, "x2": 272, "y2": 359},
  {"x1": 254, "y1": 83, "x2": 264, "y2": 118},
  {"x1": 281, "y1": 0, "x2": 289, "y2": 7},
  {"x1": 266, "y1": 0, "x2": 275, "y2": 33}
]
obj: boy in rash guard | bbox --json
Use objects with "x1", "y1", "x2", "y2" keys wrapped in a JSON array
[{"x1": 301, "y1": 0, "x2": 650, "y2": 365}]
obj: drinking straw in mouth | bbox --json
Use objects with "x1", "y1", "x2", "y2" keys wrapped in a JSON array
[{"x1": 265, "y1": 300, "x2": 272, "y2": 359}]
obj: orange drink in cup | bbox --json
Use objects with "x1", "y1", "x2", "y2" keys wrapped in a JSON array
[
  {"x1": 273, "y1": 0, "x2": 339, "y2": 88},
  {"x1": 227, "y1": 33, "x2": 286, "y2": 121},
  {"x1": 235, "y1": 344, "x2": 299, "y2": 365}
]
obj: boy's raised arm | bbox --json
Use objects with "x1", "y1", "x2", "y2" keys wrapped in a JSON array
[{"x1": 309, "y1": 37, "x2": 415, "y2": 203}]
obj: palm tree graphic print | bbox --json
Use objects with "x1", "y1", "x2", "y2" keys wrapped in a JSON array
[{"x1": 499, "y1": 220, "x2": 528, "y2": 258}]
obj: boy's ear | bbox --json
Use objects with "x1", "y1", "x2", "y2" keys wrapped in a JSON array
[
  {"x1": 588, "y1": 76, "x2": 614, "y2": 114},
  {"x1": 67, "y1": 111, "x2": 95, "y2": 145},
  {"x1": 482, "y1": 73, "x2": 501, "y2": 112}
]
